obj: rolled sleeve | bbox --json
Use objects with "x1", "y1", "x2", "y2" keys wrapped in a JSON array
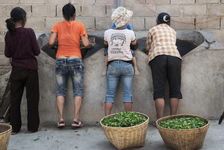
[
  {"x1": 51, "y1": 24, "x2": 58, "y2": 33},
  {"x1": 80, "y1": 23, "x2": 87, "y2": 37},
  {"x1": 130, "y1": 31, "x2": 136, "y2": 41}
]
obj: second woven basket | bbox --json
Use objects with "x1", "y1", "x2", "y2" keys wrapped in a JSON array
[{"x1": 100, "y1": 112, "x2": 149, "y2": 150}]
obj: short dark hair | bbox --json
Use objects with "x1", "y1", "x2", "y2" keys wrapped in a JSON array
[
  {"x1": 5, "y1": 7, "x2": 27, "y2": 32},
  {"x1": 62, "y1": 3, "x2": 76, "y2": 21},
  {"x1": 157, "y1": 12, "x2": 171, "y2": 25}
]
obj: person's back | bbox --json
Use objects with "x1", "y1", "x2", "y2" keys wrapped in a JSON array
[
  {"x1": 103, "y1": 23, "x2": 140, "y2": 75},
  {"x1": 104, "y1": 7, "x2": 137, "y2": 116},
  {"x1": 48, "y1": 3, "x2": 92, "y2": 128},
  {"x1": 5, "y1": 27, "x2": 40, "y2": 69},
  {"x1": 147, "y1": 13, "x2": 182, "y2": 119},
  {"x1": 104, "y1": 28, "x2": 135, "y2": 62},
  {"x1": 148, "y1": 24, "x2": 180, "y2": 61},
  {"x1": 4, "y1": 7, "x2": 40, "y2": 134},
  {"x1": 51, "y1": 20, "x2": 87, "y2": 58},
  {"x1": 150, "y1": 24, "x2": 176, "y2": 48}
]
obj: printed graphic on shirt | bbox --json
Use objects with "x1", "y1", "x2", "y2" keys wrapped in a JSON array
[{"x1": 110, "y1": 33, "x2": 126, "y2": 54}]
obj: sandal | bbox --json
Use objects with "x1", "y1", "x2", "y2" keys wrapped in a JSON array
[
  {"x1": 71, "y1": 120, "x2": 83, "y2": 129},
  {"x1": 57, "y1": 121, "x2": 65, "y2": 128}
]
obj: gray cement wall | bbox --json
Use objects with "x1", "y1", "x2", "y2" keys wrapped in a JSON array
[
  {"x1": 1, "y1": 31, "x2": 224, "y2": 125},
  {"x1": 1, "y1": 0, "x2": 224, "y2": 50},
  {"x1": 20, "y1": 31, "x2": 224, "y2": 125},
  {"x1": 2, "y1": 0, "x2": 224, "y2": 101}
]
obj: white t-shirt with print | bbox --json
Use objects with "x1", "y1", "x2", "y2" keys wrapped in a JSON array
[{"x1": 104, "y1": 29, "x2": 136, "y2": 62}]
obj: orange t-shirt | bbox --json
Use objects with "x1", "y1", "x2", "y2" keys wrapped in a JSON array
[{"x1": 51, "y1": 21, "x2": 87, "y2": 58}]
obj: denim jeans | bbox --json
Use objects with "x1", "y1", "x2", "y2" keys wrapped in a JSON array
[
  {"x1": 105, "y1": 60, "x2": 134, "y2": 103},
  {"x1": 55, "y1": 58, "x2": 84, "y2": 97}
]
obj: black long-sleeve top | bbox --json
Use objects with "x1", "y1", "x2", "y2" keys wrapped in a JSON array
[{"x1": 4, "y1": 27, "x2": 40, "y2": 70}]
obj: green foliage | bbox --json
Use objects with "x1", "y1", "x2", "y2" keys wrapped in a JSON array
[
  {"x1": 33, "y1": 138, "x2": 40, "y2": 141},
  {"x1": 159, "y1": 117, "x2": 207, "y2": 130},
  {"x1": 101, "y1": 112, "x2": 148, "y2": 127}
]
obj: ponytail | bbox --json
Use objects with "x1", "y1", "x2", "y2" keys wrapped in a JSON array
[
  {"x1": 6, "y1": 18, "x2": 16, "y2": 32},
  {"x1": 5, "y1": 7, "x2": 27, "y2": 32}
]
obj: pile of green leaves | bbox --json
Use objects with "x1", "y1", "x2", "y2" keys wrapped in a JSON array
[
  {"x1": 101, "y1": 112, "x2": 148, "y2": 127},
  {"x1": 159, "y1": 117, "x2": 207, "y2": 130}
]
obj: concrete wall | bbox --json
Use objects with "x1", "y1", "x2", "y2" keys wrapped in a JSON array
[
  {"x1": 0, "y1": 31, "x2": 215, "y2": 125},
  {"x1": 17, "y1": 47, "x2": 224, "y2": 125},
  {"x1": 1, "y1": 0, "x2": 224, "y2": 124},
  {"x1": 1, "y1": 0, "x2": 224, "y2": 71}
]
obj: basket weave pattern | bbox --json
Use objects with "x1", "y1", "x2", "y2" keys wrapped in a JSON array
[
  {"x1": 0, "y1": 123, "x2": 12, "y2": 150},
  {"x1": 100, "y1": 113, "x2": 149, "y2": 150},
  {"x1": 156, "y1": 114, "x2": 209, "y2": 150}
]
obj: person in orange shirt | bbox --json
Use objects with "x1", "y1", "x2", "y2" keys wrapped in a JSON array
[{"x1": 49, "y1": 3, "x2": 92, "y2": 128}]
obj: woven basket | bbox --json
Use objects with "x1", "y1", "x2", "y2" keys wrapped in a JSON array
[
  {"x1": 0, "y1": 123, "x2": 12, "y2": 150},
  {"x1": 156, "y1": 114, "x2": 209, "y2": 150},
  {"x1": 100, "y1": 112, "x2": 149, "y2": 150}
]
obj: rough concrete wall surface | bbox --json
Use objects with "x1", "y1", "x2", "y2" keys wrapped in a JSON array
[
  {"x1": 1, "y1": 0, "x2": 224, "y2": 73},
  {"x1": 1, "y1": 0, "x2": 224, "y2": 125},
  {"x1": 180, "y1": 50, "x2": 224, "y2": 120},
  {"x1": 0, "y1": 71, "x2": 10, "y2": 104},
  {"x1": 18, "y1": 50, "x2": 224, "y2": 125},
  {"x1": 13, "y1": 30, "x2": 223, "y2": 125},
  {"x1": 0, "y1": 30, "x2": 224, "y2": 124},
  {"x1": 18, "y1": 50, "x2": 155, "y2": 125},
  {"x1": 1, "y1": 0, "x2": 224, "y2": 42}
]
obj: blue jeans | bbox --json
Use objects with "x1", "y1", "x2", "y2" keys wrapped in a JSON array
[
  {"x1": 105, "y1": 60, "x2": 134, "y2": 103},
  {"x1": 55, "y1": 58, "x2": 84, "y2": 97}
]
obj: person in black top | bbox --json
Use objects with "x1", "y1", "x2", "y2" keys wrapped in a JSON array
[{"x1": 4, "y1": 7, "x2": 40, "y2": 134}]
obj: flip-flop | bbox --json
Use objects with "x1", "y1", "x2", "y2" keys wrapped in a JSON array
[
  {"x1": 71, "y1": 121, "x2": 83, "y2": 129},
  {"x1": 57, "y1": 121, "x2": 65, "y2": 128}
]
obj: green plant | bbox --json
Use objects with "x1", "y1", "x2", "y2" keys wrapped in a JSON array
[
  {"x1": 101, "y1": 112, "x2": 148, "y2": 127},
  {"x1": 159, "y1": 117, "x2": 207, "y2": 130}
]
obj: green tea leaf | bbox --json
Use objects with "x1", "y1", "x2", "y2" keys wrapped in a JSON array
[
  {"x1": 33, "y1": 138, "x2": 40, "y2": 141},
  {"x1": 102, "y1": 112, "x2": 148, "y2": 127},
  {"x1": 159, "y1": 117, "x2": 207, "y2": 130}
]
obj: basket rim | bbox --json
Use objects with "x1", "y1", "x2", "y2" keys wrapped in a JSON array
[
  {"x1": 156, "y1": 114, "x2": 209, "y2": 131},
  {"x1": 100, "y1": 111, "x2": 149, "y2": 129},
  {"x1": 0, "y1": 123, "x2": 12, "y2": 135}
]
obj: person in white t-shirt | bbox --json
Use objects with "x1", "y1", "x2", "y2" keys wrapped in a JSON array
[
  {"x1": 103, "y1": 23, "x2": 140, "y2": 75},
  {"x1": 103, "y1": 7, "x2": 138, "y2": 115}
]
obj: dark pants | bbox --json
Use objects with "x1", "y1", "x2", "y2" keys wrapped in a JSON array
[
  {"x1": 149, "y1": 55, "x2": 182, "y2": 100},
  {"x1": 10, "y1": 66, "x2": 40, "y2": 132}
]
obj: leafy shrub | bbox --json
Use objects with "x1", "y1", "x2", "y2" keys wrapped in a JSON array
[
  {"x1": 101, "y1": 112, "x2": 148, "y2": 127},
  {"x1": 159, "y1": 117, "x2": 207, "y2": 130}
]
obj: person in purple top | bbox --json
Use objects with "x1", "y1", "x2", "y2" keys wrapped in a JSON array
[{"x1": 4, "y1": 7, "x2": 40, "y2": 134}]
